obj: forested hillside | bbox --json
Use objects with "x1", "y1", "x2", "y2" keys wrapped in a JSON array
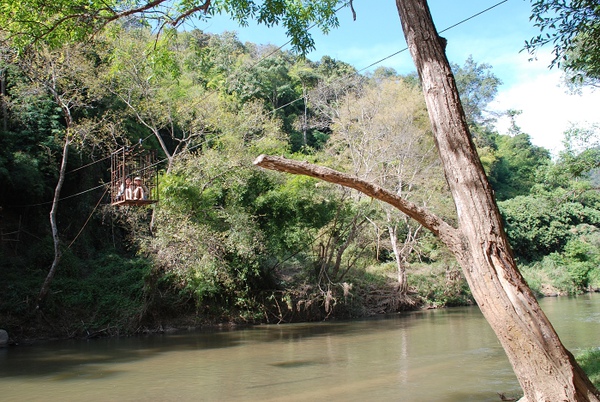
[{"x1": 1, "y1": 26, "x2": 598, "y2": 340}]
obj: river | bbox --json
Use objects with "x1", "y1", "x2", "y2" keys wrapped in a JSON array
[{"x1": 1, "y1": 293, "x2": 599, "y2": 401}]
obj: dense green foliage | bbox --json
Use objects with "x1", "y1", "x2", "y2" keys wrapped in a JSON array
[
  {"x1": 1, "y1": 22, "x2": 599, "y2": 338},
  {"x1": 498, "y1": 127, "x2": 600, "y2": 293},
  {"x1": 527, "y1": 0, "x2": 600, "y2": 86},
  {"x1": 501, "y1": 188, "x2": 600, "y2": 249},
  {"x1": 488, "y1": 133, "x2": 551, "y2": 200},
  {"x1": 0, "y1": 0, "x2": 343, "y2": 54}
]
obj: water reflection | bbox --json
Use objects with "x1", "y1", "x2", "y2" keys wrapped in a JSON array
[{"x1": 1, "y1": 293, "x2": 598, "y2": 402}]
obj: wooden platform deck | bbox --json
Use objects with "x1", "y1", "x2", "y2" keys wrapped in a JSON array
[{"x1": 111, "y1": 199, "x2": 157, "y2": 207}]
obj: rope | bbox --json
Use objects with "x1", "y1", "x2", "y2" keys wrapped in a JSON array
[{"x1": 67, "y1": 185, "x2": 109, "y2": 249}]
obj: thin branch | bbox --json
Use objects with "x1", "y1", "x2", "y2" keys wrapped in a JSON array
[
  {"x1": 169, "y1": 1, "x2": 211, "y2": 26},
  {"x1": 105, "y1": 0, "x2": 167, "y2": 23}
]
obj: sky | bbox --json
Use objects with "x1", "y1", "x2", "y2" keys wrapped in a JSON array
[{"x1": 193, "y1": 0, "x2": 600, "y2": 155}]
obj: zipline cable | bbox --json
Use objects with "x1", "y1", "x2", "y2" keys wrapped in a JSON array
[
  {"x1": 16, "y1": 183, "x2": 108, "y2": 208},
  {"x1": 439, "y1": 0, "x2": 508, "y2": 35},
  {"x1": 146, "y1": 0, "x2": 512, "y2": 171},
  {"x1": 268, "y1": 0, "x2": 510, "y2": 116},
  {"x1": 66, "y1": 154, "x2": 111, "y2": 174},
  {"x1": 79, "y1": 0, "x2": 510, "y2": 173},
  {"x1": 67, "y1": 185, "x2": 109, "y2": 249}
]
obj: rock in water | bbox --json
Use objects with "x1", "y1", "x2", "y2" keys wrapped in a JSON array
[{"x1": 0, "y1": 329, "x2": 8, "y2": 347}]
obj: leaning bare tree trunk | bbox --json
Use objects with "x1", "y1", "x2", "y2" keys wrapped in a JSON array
[
  {"x1": 395, "y1": 1, "x2": 598, "y2": 400},
  {"x1": 37, "y1": 130, "x2": 71, "y2": 308},
  {"x1": 256, "y1": 0, "x2": 599, "y2": 399}
]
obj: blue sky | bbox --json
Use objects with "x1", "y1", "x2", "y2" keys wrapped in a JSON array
[{"x1": 195, "y1": 0, "x2": 600, "y2": 155}]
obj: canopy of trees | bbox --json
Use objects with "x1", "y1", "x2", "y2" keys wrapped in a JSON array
[{"x1": 0, "y1": 0, "x2": 341, "y2": 54}]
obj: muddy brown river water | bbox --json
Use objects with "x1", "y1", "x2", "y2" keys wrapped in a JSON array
[{"x1": 1, "y1": 293, "x2": 598, "y2": 401}]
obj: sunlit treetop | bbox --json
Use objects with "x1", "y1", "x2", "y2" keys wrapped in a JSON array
[{"x1": 0, "y1": 0, "x2": 344, "y2": 54}]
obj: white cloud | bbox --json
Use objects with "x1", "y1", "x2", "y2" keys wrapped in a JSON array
[{"x1": 490, "y1": 55, "x2": 600, "y2": 156}]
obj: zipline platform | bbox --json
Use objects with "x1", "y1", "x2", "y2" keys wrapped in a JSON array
[
  {"x1": 110, "y1": 145, "x2": 159, "y2": 206},
  {"x1": 111, "y1": 199, "x2": 157, "y2": 207}
]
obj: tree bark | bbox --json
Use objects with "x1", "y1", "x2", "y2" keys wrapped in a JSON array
[
  {"x1": 387, "y1": 224, "x2": 407, "y2": 294},
  {"x1": 254, "y1": 154, "x2": 461, "y2": 245},
  {"x1": 37, "y1": 129, "x2": 71, "y2": 307},
  {"x1": 1, "y1": 68, "x2": 7, "y2": 132},
  {"x1": 395, "y1": 1, "x2": 598, "y2": 400},
  {"x1": 255, "y1": 0, "x2": 600, "y2": 399}
]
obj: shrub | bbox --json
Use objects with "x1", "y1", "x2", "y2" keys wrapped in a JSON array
[
  {"x1": 50, "y1": 253, "x2": 153, "y2": 331},
  {"x1": 408, "y1": 263, "x2": 473, "y2": 307}
]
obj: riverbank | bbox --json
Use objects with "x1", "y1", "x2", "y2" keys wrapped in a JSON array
[
  {"x1": 2, "y1": 256, "x2": 598, "y2": 345},
  {"x1": 1, "y1": 281, "x2": 423, "y2": 345},
  {"x1": 4, "y1": 287, "x2": 598, "y2": 347}
]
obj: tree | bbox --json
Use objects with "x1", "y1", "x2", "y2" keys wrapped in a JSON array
[
  {"x1": 498, "y1": 125, "x2": 600, "y2": 262},
  {"x1": 306, "y1": 56, "x2": 363, "y2": 147},
  {"x1": 13, "y1": 43, "x2": 106, "y2": 306},
  {"x1": 488, "y1": 133, "x2": 551, "y2": 200},
  {"x1": 559, "y1": 124, "x2": 600, "y2": 178},
  {"x1": 256, "y1": 1, "x2": 599, "y2": 400},
  {"x1": 500, "y1": 191, "x2": 600, "y2": 260},
  {"x1": 326, "y1": 77, "x2": 448, "y2": 293},
  {"x1": 102, "y1": 27, "x2": 217, "y2": 173},
  {"x1": 289, "y1": 59, "x2": 322, "y2": 149},
  {"x1": 526, "y1": 0, "x2": 600, "y2": 86},
  {"x1": 370, "y1": 66, "x2": 399, "y2": 81},
  {"x1": 451, "y1": 55, "x2": 502, "y2": 128}
]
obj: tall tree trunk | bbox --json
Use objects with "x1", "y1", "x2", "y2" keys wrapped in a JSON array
[
  {"x1": 387, "y1": 224, "x2": 407, "y2": 294},
  {"x1": 37, "y1": 130, "x2": 71, "y2": 308},
  {"x1": 394, "y1": 1, "x2": 597, "y2": 400}
]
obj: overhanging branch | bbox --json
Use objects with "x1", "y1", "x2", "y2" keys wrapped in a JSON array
[{"x1": 254, "y1": 154, "x2": 462, "y2": 251}]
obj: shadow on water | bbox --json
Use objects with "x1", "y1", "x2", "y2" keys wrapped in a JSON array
[{"x1": 0, "y1": 307, "x2": 441, "y2": 381}]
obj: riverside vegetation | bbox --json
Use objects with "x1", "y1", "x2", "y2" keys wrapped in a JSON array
[{"x1": 0, "y1": 27, "x2": 599, "y2": 345}]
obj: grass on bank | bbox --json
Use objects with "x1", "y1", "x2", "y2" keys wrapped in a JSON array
[{"x1": 577, "y1": 348, "x2": 600, "y2": 388}]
